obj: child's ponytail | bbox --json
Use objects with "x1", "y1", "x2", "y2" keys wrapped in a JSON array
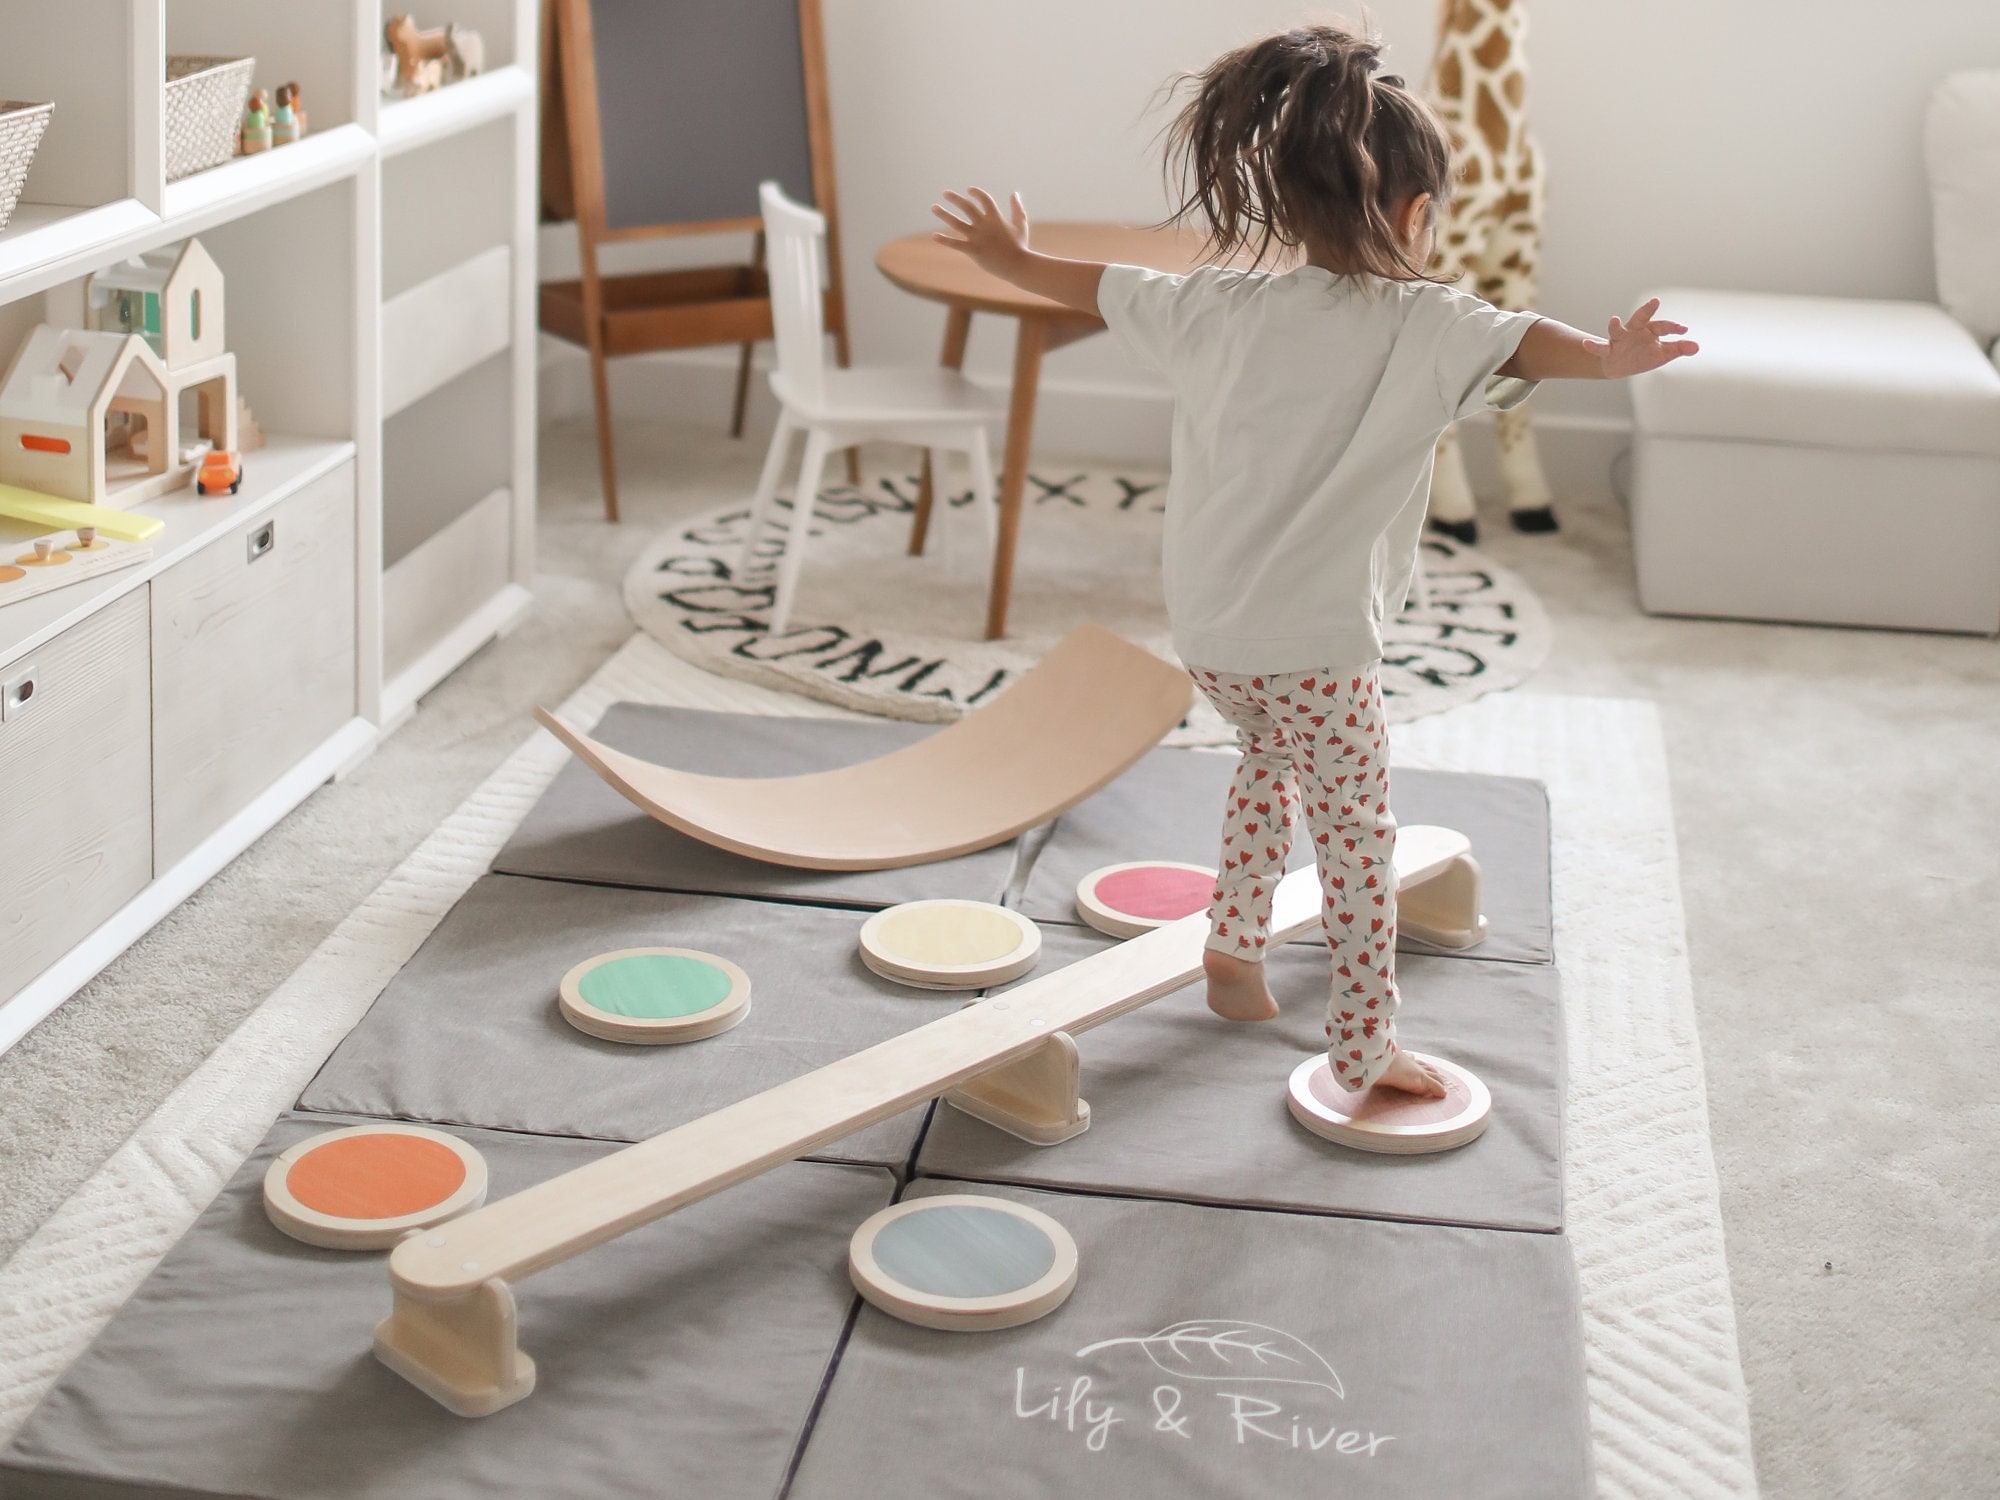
[{"x1": 1163, "y1": 23, "x2": 1453, "y2": 280}]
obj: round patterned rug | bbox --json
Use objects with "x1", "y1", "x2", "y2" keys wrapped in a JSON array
[{"x1": 624, "y1": 464, "x2": 1548, "y2": 746}]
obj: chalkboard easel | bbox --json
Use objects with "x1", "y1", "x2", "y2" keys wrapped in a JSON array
[{"x1": 539, "y1": 0, "x2": 851, "y2": 522}]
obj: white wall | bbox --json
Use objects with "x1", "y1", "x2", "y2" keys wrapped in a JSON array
[{"x1": 542, "y1": 0, "x2": 2000, "y2": 462}]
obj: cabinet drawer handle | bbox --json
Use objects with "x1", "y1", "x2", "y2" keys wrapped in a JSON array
[
  {"x1": 247, "y1": 521, "x2": 276, "y2": 562},
  {"x1": 2, "y1": 663, "x2": 38, "y2": 721}
]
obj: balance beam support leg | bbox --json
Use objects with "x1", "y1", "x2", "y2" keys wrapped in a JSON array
[
  {"x1": 1397, "y1": 852, "x2": 1488, "y2": 949},
  {"x1": 374, "y1": 1278, "x2": 536, "y2": 1417},
  {"x1": 945, "y1": 1031, "x2": 1090, "y2": 1146}
]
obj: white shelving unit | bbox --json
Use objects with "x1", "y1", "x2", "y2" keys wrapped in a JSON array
[{"x1": 0, "y1": 0, "x2": 538, "y2": 1053}]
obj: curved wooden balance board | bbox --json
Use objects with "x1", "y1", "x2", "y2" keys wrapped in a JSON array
[
  {"x1": 532, "y1": 625, "x2": 1195, "y2": 871},
  {"x1": 374, "y1": 826, "x2": 1478, "y2": 1416}
]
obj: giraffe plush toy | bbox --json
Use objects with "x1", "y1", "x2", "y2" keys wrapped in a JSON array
[{"x1": 1424, "y1": 0, "x2": 1558, "y2": 543}]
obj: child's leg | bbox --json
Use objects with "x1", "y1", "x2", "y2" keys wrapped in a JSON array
[
  {"x1": 1289, "y1": 668, "x2": 1438, "y2": 1095},
  {"x1": 1189, "y1": 669, "x2": 1298, "y2": 1021}
]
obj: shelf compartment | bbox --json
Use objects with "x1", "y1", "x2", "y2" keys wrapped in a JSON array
[
  {"x1": 164, "y1": 0, "x2": 361, "y2": 136},
  {"x1": 381, "y1": 115, "x2": 513, "y2": 299},
  {"x1": 0, "y1": 0, "x2": 140, "y2": 213},
  {"x1": 381, "y1": 349, "x2": 510, "y2": 567},
  {"x1": 383, "y1": 482, "x2": 516, "y2": 694},
  {"x1": 382, "y1": 243, "x2": 511, "y2": 418},
  {"x1": 377, "y1": 64, "x2": 532, "y2": 157}
]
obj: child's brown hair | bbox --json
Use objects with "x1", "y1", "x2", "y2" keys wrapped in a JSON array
[{"x1": 1163, "y1": 23, "x2": 1453, "y2": 279}]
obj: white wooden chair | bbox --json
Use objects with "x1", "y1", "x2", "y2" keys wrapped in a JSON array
[{"x1": 741, "y1": 181, "x2": 1004, "y2": 634}]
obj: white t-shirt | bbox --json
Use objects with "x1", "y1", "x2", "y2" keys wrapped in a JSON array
[{"x1": 1097, "y1": 262, "x2": 1540, "y2": 675}]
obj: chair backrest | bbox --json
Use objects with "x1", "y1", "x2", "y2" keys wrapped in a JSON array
[
  {"x1": 1927, "y1": 71, "x2": 2000, "y2": 351},
  {"x1": 760, "y1": 181, "x2": 828, "y2": 404}
]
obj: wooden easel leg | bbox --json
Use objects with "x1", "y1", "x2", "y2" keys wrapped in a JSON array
[
  {"x1": 374, "y1": 1278, "x2": 536, "y2": 1418},
  {"x1": 587, "y1": 336, "x2": 618, "y2": 523},
  {"x1": 945, "y1": 1031, "x2": 1090, "y2": 1146},
  {"x1": 1397, "y1": 852, "x2": 1488, "y2": 949},
  {"x1": 910, "y1": 306, "x2": 973, "y2": 556},
  {"x1": 984, "y1": 316, "x2": 1045, "y2": 639}
]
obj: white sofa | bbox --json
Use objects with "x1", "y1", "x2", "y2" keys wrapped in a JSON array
[{"x1": 1629, "y1": 72, "x2": 2000, "y2": 633}]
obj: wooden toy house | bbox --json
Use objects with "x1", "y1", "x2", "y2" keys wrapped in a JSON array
[
  {"x1": 84, "y1": 239, "x2": 239, "y2": 498},
  {"x1": 88, "y1": 238, "x2": 227, "y2": 366},
  {"x1": 0, "y1": 236, "x2": 244, "y2": 507},
  {"x1": 0, "y1": 325, "x2": 177, "y2": 502}
]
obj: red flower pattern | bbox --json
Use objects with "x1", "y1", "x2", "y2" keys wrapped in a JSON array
[{"x1": 1194, "y1": 664, "x2": 1400, "y2": 1093}]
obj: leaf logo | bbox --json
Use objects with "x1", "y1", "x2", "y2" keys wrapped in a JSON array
[{"x1": 1073, "y1": 1320, "x2": 1343, "y2": 1397}]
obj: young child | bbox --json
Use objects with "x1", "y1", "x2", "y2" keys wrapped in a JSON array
[{"x1": 932, "y1": 24, "x2": 1695, "y2": 1098}]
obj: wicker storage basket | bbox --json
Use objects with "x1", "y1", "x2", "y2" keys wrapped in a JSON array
[
  {"x1": 165, "y1": 55, "x2": 254, "y2": 182},
  {"x1": 0, "y1": 100, "x2": 54, "y2": 232}
]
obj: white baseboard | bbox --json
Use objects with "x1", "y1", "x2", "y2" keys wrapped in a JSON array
[{"x1": 538, "y1": 340, "x2": 1634, "y2": 504}]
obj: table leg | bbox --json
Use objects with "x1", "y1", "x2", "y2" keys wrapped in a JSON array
[
  {"x1": 910, "y1": 306, "x2": 973, "y2": 556},
  {"x1": 986, "y1": 316, "x2": 1046, "y2": 640}
]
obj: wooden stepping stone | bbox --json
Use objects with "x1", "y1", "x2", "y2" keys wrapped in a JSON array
[
  {"x1": 848, "y1": 1194, "x2": 1078, "y2": 1331},
  {"x1": 858, "y1": 900, "x2": 1040, "y2": 991},
  {"x1": 1286, "y1": 1051, "x2": 1491, "y2": 1155},
  {"x1": 263, "y1": 1124, "x2": 488, "y2": 1250},
  {"x1": 558, "y1": 947, "x2": 751, "y2": 1044},
  {"x1": 1073, "y1": 860, "x2": 1215, "y2": 937}
]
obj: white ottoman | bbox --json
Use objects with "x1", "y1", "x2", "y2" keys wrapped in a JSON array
[{"x1": 1628, "y1": 288, "x2": 2000, "y2": 632}]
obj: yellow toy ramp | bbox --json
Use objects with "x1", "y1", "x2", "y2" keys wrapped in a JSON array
[
  {"x1": 534, "y1": 624, "x2": 1195, "y2": 871},
  {"x1": 0, "y1": 482, "x2": 165, "y2": 542}
]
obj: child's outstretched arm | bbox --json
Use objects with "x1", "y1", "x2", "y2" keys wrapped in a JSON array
[
  {"x1": 1499, "y1": 299, "x2": 1698, "y2": 380},
  {"x1": 931, "y1": 188, "x2": 1107, "y2": 316}
]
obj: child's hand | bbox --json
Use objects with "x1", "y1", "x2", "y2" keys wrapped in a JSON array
[
  {"x1": 931, "y1": 188, "x2": 1031, "y2": 276},
  {"x1": 1586, "y1": 298, "x2": 1699, "y2": 378}
]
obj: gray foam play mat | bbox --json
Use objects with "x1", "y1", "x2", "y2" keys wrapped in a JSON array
[
  {"x1": 1, "y1": 688, "x2": 1595, "y2": 1499},
  {"x1": 790, "y1": 1180, "x2": 1592, "y2": 1499},
  {"x1": 0, "y1": 1115, "x2": 891, "y2": 1500},
  {"x1": 623, "y1": 465, "x2": 1551, "y2": 739}
]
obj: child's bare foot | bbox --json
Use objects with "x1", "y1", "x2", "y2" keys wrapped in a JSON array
[
  {"x1": 1372, "y1": 1050, "x2": 1448, "y2": 1098},
  {"x1": 1203, "y1": 949, "x2": 1279, "y2": 1022}
]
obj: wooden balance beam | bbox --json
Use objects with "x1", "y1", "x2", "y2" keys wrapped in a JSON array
[
  {"x1": 532, "y1": 624, "x2": 1196, "y2": 871},
  {"x1": 374, "y1": 826, "x2": 1480, "y2": 1416}
]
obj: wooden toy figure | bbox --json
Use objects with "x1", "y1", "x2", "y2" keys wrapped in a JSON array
[
  {"x1": 385, "y1": 15, "x2": 484, "y2": 96},
  {"x1": 240, "y1": 90, "x2": 271, "y2": 154},
  {"x1": 271, "y1": 85, "x2": 300, "y2": 147}
]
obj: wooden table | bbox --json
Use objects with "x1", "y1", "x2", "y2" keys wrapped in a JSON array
[{"x1": 876, "y1": 223, "x2": 1211, "y2": 639}]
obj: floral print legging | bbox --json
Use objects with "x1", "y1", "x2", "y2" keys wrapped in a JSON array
[{"x1": 1192, "y1": 664, "x2": 1400, "y2": 1093}]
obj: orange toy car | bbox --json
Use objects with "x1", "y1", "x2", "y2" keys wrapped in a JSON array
[{"x1": 196, "y1": 448, "x2": 243, "y2": 496}]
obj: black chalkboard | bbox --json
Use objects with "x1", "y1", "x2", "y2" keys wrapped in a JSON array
[{"x1": 583, "y1": 0, "x2": 817, "y2": 232}]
